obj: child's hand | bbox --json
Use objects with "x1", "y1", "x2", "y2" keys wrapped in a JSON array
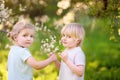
[
  {"x1": 59, "y1": 52, "x2": 68, "y2": 62},
  {"x1": 48, "y1": 52, "x2": 54, "y2": 57},
  {"x1": 49, "y1": 52, "x2": 58, "y2": 62}
]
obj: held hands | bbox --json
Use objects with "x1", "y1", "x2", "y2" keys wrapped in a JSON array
[
  {"x1": 48, "y1": 52, "x2": 68, "y2": 63},
  {"x1": 59, "y1": 52, "x2": 68, "y2": 62},
  {"x1": 48, "y1": 52, "x2": 58, "y2": 62}
]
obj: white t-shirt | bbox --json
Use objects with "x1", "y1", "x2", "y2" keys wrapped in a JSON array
[
  {"x1": 58, "y1": 47, "x2": 85, "y2": 80},
  {"x1": 8, "y1": 45, "x2": 32, "y2": 80}
]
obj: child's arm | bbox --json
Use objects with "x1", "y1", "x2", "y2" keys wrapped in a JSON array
[
  {"x1": 49, "y1": 52, "x2": 61, "y2": 70},
  {"x1": 54, "y1": 59, "x2": 61, "y2": 70},
  {"x1": 59, "y1": 53, "x2": 85, "y2": 77},
  {"x1": 26, "y1": 54, "x2": 56, "y2": 70}
]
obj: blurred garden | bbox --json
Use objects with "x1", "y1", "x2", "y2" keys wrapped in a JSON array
[{"x1": 0, "y1": 0, "x2": 120, "y2": 80}]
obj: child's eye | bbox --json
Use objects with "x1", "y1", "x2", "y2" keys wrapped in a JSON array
[
  {"x1": 68, "y1": 36, "x2": 71, "y2": 38},
  {"x1": 30, "y1": 35, "x2": 34, "y2": 38},
  {"x1": 62, "y1": 34, "x2": 65, "y2": 37},
  {"x1": 23, "y1": 34, "x2": 27, "y2": 37}
]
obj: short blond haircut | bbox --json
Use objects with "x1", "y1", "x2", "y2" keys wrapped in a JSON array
[
  {"x1": 8, "y1": 20, "x2": 35, "y2": 41},
  {"x1": 61, "y1": 23, "x2": 85, "y2": 46}
]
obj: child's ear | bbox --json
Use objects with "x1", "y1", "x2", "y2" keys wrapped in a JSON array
[
  {"x1": 76, "y1": 39, "x2": 81, "y2": 45},
  {"x1": 13, "y1": 36, "x2": 17, "y2": 41}
]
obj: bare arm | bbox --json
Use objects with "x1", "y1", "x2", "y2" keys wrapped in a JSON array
[
  {"x1": 26, "y1": 54, "x2": 56, "y2": 70},
  {"x1": 63, "y1": 59, "x2": 85, "y2": 77},
  {"x1": 49, "y1": 52, "x2": 61, "y2": 70},
  {"x1": 54, "y1": 59, "x2": 61, "y2": 70},
  {"x1": 59, "y1": 53, "x2": 85, "y2": 77}
]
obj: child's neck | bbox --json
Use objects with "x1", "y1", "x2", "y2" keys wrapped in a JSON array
[
  {"x1": 66, "y1": 46, "x2": 78, "y2": 50},
  {"x1": 14, "y1": 44, "x2": 25, "y2": 48}
]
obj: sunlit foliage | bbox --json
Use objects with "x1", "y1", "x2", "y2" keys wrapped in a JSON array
[{"x1": 0, "y1": 0, "x2": 120, "y2": 80}]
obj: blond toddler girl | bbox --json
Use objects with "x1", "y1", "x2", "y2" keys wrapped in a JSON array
[{"x1": 7, "y1": 20, "x2": 56, "y2": 80}]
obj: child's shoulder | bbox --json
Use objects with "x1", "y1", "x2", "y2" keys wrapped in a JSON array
[
  {"x1": 74, "y1": 47, "x2": 82, "y2": 51},
  {"x1": 11, "y1": 45, "x2": 27, "y2": 52},
  {"x1": 75, "y1": 47, "x2": 85, "y2": 55}
]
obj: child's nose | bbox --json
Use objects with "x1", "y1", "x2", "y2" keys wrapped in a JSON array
[
  {"x1": 63, "y1": 37, "x2": 67, "y2": 40},
  {"x1": 27, "y1": 37, "x2": 31, "y2": 40}
]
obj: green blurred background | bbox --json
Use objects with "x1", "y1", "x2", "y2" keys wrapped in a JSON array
[{"x1": 0, "y1": 0, "x2": 120, "y2": 80}]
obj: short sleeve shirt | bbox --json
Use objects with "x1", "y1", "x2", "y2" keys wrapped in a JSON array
[
  {"x1": 58, "y1": 47, "x2": 85, "y2": 80},
  {"x1": 8, "y1": 45, "x2": 33, "y2": 80}
]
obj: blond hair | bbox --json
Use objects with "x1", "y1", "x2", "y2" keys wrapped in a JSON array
[
  {"x1": 8, "y1": 20, "x2": 35, "y2": 41},
  {"x1": 61, "y1": 23, "x2": 85, "y2": 46}
]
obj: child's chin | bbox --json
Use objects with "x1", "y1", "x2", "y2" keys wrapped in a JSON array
[
  {"x1": 24, "y1": 45, "x2": 30, "y2": 48},
  {"x1": 63, "y1": 45, "x2": 68, "y2": 47}
]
